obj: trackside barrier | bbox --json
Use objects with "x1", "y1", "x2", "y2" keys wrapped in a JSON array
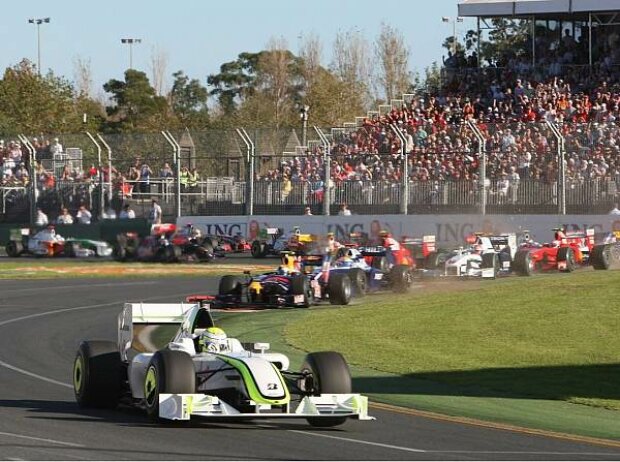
[{"x1": 177, "y1": 214, "x2": 620, "y2": 247}]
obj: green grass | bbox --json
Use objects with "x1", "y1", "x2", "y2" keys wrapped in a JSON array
[{"x1": 217, "y1": 271, "x2": 620, "y2": 439}]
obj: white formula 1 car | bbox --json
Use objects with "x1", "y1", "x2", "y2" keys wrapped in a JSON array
[
  {"x1": 73, "y1": 302, "x2": 373, "y2": 427},
  {"x1": 429, "y1": 234, "x2": 517, "y2": 278},
  {"x1": 6, "y1": 227, "x2": 113, "y2": 258}
]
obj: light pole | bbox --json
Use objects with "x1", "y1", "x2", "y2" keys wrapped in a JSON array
[
  {"x1": 300, "y1": 105, "x2": 310, "y2": 147},
  {"x1": 121, "y1": 38, "x2": 142, "y2": 69},
  {"x1": 442, "y1": 16, "x2": 463, "y2": 55},
  {"x1": 28, "y1": 17, "x2": 50, "y2": 75}
]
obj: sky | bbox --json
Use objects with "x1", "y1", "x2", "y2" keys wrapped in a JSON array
[{"x1": 4, "y1": 0, "x2": 474, "y2": 98}]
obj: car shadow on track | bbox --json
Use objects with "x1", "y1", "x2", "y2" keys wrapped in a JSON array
[
  {"x1": 0, "y1": 398, "x2": 351, "y2": 432},
  {"x1": 353, "y1": 363, "x2": 620, "y2": 402}
]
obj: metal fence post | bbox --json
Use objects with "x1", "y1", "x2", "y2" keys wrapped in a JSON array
[
  {"x1": 389, "y1": 124, "x2": 408, "y2": 214},
  {"x1": 314, "y1": 126, "x2": 330, "y2": 216},
  {"x1": 162, "y1": 131, "x2": 181, "y2": 218},
  {"x1": 18, "y1": 135, "x2": 36, "y2": 225},
  {"x1": 467, "y1": 120, "x2": 486, "y2": 215},
  {"x1": 85, "y1": 132, "x2": 104, "y2": 220},
  {"x1": 545, "y1": 120, "x2": 565, "y2": 215},
  {"x1": 95, "y1": 134, "x2": 113, "y2": 205},
  {"x1": 236, "y1": 128, "x2": 254, "y2": 215}
]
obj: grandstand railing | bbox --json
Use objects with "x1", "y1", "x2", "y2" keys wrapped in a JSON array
[{"x1": 3, "y1": 122, "x2": 620, "y2": 223}]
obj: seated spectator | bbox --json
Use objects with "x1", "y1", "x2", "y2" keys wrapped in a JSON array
[
  {"x1": 119, "y1": 203, "x2": 136, "y2": 219},
  {"x1": 35, "y1": 208, "x2": 48, "y2": 227},
  {"x1": 56, "y1": 208, "x2": 74, "y2": 225},
  {"x1": 76, "y1": 205, "x2": 92, "y2": 225},
  {"x1": 338, "y1": 203, "x2": 352, "y2": 216}
]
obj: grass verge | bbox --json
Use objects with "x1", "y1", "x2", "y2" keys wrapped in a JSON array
[
  {"x1": 217, "y1": 270, "x2": 620, "y2": 440},
  {"x1": 0, "y1": 259, "x2": 274, "y2": 279}
]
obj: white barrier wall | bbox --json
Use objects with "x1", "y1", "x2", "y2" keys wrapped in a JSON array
[{"x1": 178, "y1": 215, "x2": 620, "y2": 246}]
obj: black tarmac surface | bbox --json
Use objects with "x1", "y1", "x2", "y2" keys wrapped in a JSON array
[{"x1": 0, "y1": 277, "x2": 619, "y2": 460}]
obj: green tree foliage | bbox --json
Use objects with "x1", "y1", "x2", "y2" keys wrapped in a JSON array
[
  {"x1": 0, "y1": 59, "x2": 83, "y2": 134},
  {"x1": 103, "y1": 69, "x2": 169, "y2": 132},
  {"x1": 169, "y1": 70, "x2": 209, "y2": 128},
  {"x1": 207, "y1": 52, "x2": 261, "y2": 116}
]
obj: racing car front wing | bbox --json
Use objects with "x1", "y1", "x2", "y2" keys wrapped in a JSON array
[{"x1": 159, "y1": 393, "x2": 374, "y2": 421}]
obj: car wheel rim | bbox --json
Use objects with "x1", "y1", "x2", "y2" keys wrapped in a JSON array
[
  {"x1": 73, "y1": 356, "x2": 83, "y2": 392},
  {"x1": 145, "y1": 366, "x2": 158, "y2": 407}
]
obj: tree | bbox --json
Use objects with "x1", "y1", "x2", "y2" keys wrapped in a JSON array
[
  {"x1": 73, "y1": 56, "x2": 93, "y2": 98},
  {"x1": 0, "y1": 59, "x2": 82, "y2": 134},
  {"x1": 207, "y1": 52, "x2": 261, "y2": 116},
  {"x1": 150, "y1": 45, "x2": 169, "y2": 96},
  {"x1": 102, "y1": 69, "x2": 169, "y2": 132},
  {"x1": 169, "y1": 70, "x2": 209, "y2": 128},
  {"x1": 374, "y1": 23, "x2": 412, "y2": 103},
  {"x1": 330, "y1": 29, "x2": 373, "y2": 121}
]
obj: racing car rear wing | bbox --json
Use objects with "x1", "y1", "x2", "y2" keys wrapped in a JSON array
[{"x1": 118, "y1": 302, "x2": 197, "y2": 360}]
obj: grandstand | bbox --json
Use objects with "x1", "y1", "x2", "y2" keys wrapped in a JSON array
[{"x1": 2, "y1": 0, "x2": 620, "y2": 222}]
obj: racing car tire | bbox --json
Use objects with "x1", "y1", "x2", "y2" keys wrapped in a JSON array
[
  {"x1": 65, "y1": 242, "x2": 76, "y2": 258},
  {"x1": 251, "y1": 240, "x2": 266, "y2": 258},
  {"x1": 348, "y1": 268, "x2": 367, "y2": 296},
  {"x1": 327, "y1": 273, "x2": 351, "y2": 305},
  {"x1": 371, "y1": 256, "x2": 389, "y2": 273},
  {"x1": 218, "y1": 275, "x2": 244, "y2": 297},
  {"x1": 557, "y1": 247, "x2": 575, "y2": 272},
  {"x1": 6, "y1": 241, "x2": 23, "y2": 258},
  {"x1": 481, "y1": 253, "x2": 500, "y2": 278},
  {"x1": 206, "y1": 237, "x2": 219, "y2": 250},
  {"x1": 391, "y1": 265, "x2": 413, "y2": 293},
  {"x1": 196, "y1": 243, "x2": 215, "y2": 263},
  {"x1": 73, "y1": 340, "x2": 122, "y2": 409},
  {"x1": 290, "y1": 274, "x2": 311, "y2": 307},
  {"x1": 424, "y1": 251, "x2": 448, "y2": 270},
  {"x1": 166, "y1": 245, "x2": 182, "y2": 263},
  {"x1": 113, "y1": 244, "x2": 127, "y2": 262},
  {"x1": 590, "y1": 244, "x2": 611, "y2": 270},
  {"x1": 513, "y1": 250, "x2": 533, "y2": 276},
  {"x1": 145, "y1": 349, "x2": 196, "y2": 422},
  {"x1": 301, "y1": 351, "x2": 351, "y2": 427}
]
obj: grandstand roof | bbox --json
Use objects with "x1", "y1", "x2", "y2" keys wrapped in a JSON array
[{"x1": 458, "y1": 0, "x2": 620, "y2": 17}]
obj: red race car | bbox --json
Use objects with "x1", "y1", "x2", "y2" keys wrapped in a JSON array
[{"x1": 512, "y1": 228, "x2": 611, "y2": 276}]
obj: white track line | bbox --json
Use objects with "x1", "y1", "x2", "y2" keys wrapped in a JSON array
[
  {"x1": 289, "y1": 429, "x2": 426, "y2": 453},
  {"x1": 0, "y1": 291, "x2": 192, "y2": 387},
  {"x1": 0, "y1": 281, "x2": 156, "y2": 295},
  {"x1": 0, "y1": 431, "x2": 84, "y2": 447}
]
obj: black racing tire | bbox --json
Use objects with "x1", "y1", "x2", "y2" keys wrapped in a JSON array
[
  {"x1": 73, "y1": 340, "x2": 122, "y2": 409},
  {"x1": 371, "y1": 255, "x2": 389, "y2": 273},
  {"x1": 196, "y1": 243, "x2": 215, "y2": 263},
  {"x1": 6, "y1": 241, "x2": 23, "y2": 258},
  {"x1": 113, "y1": 244, "x2": 127, "y2": 262},
  {"x1": 424, "y1": 250, "x2": 448, "y2": 270},
  {"x1": 348, "y1": 268, "x2": 367, "y2": 297},
  {"x1": 251, "y1": 240, "x2": 266, "y2": 258},
  {"x1": 390, "y1": 265, "x2": 413, "y2": 293},
  {"x1": 590, "y1": 244, "x2": 611, "y2": 270},
  {"x1": 218, "y1": 275, "x2": 244, "y2": 296},
  {"x1": 557, "y1": 247, "x2": 575, "y2": 273},
  {"x1": 513, "y1": 250, "x2": 533, "y2": 276},
  {"x1": 301, "y1": 352, "x2": 352, "y2": 427},
  {"x1": 65, "y1": 242, "x2": 76, "y2": 258},
  {"x1": 481, "y1": 253, "x2": 500, "y2": 278},
  {"x1": 290, "y1": 274, "x2": 311, "y2": 307},
  {"x1": 144, "y1": 349, "x2": 196, "y2": 422},
  {"x1": 166, "y1": 245, "x2": 182, "y2": 263},
  {"x1": 327, "y1": 273, "x2": 351, "y2": 305}
]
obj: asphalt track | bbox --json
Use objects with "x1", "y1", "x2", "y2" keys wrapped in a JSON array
[{"x1": 0, "y1": 277, "x2": 619, "y2": 460}]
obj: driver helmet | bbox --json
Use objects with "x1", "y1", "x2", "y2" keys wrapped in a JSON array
[
  {"x1": 199, "y1": 327, "x2": 228, "y2": 353},
  {"x1": 554, "y1": 229, "x2": 566, "y2": 240},
  {"x1": 278, "y1": 254, "x2": 299, "y2": 274},
  {"x1": 378, "y1": 230, "x2": 391, "y2": 244},
  {"x1": 473, "y1": 244, "x2": 484, "y2": 254}
]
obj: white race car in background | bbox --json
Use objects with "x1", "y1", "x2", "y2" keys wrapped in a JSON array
[
  {"x1": 429, "y1": 233, "x2": 517, "y2": 278},
  {"x1": 73, "y1": 301, "x2": 373, "y2": 427},
  {"x1": 6, "y1": 227, "x2": 113, "y2": 258}
]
